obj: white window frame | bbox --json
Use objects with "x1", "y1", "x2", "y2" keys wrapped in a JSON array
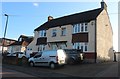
[
  {"x1": 73, "y1": 22, "x2": 89, "y2": 34},
  {"x1": 39, "y1": 30, "x2": 46, "y2": 37},
  {"x1": 52, "y1": 29, "x2": 57, "y2": 37},
  {"x1": 84, "y1": 43, "x2": 88, "y2": 51},
  {"x1": 52, "y1": 44, "x2": 57, "y2": 50},
  {"x1": 81, "y1": 23, "x2": 84, "y2": 32},
  {"x1": 60, "y1": 44, "x2": 66, "y2": 49},
  {"x1": 39, "y1": 45, "x2": 46, "y2": 51},
  {"x1": 61, "y1": 27, "x2": 66, "y2": 36},
  {"x1": 73, "y1": 42, "x2": 88, "y2": 52},
  {"x1": 85, "y1": 23, "x2": 88, "y2": 32}
]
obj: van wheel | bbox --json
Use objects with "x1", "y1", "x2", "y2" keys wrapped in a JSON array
[
  {"x1": 50, "y1": 63, "x2": 56, "y2": 69},
  {"x1": 29, "y1": 61, "x2": 34, "y2": 67}
]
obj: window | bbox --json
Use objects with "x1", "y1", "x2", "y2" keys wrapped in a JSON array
[
  {"x1": 61, "y1": 28, "x2": 66, "y2": 36},
  {"x1": 78, "y1": 24, "x2": 80, "y2": 32},
  {"x1": 73, "y1": 24, "x2": 77, "y2": 33},
  {"x1": 73, "y1": 43, "x2": 80, "y2": 50},
  {"x1": 52, "y1": 29, "x2": 57, "y2": 37},
  {"x1": 85, "y1": 23, "x2": 88, "y2": 32},
  {"x1": 73, "y1": 42, "x2": 88, "y2": 52},
  {"x1": 73, "y1": 23, "x2": 88, "y2": 33},
  {"x1": 60, "y1": 44, "x2": 66, "y2": 49},
  {"x1": 84, "y1": 43, "x2": 88, "y2": 51},
  {"x1": 39, "y1": 45, "x2": 45, "y2": 51},
  {"x1": 81, "y1": 23, "x2": 84, "y2": 32},
  {"x1": 73, "y1": 24, "x2": 80, "y2": 33},
  {"x1": 81, "y1": 45, "x2": 83, "y2": 52},
  {"x1": 52, "y1": 44, "x2": 57, "y2": 50},
  {"x1": 19, "y1": 38, "x2": 22, "y2": 41},
  {"x1": 39, "y1": 30, "x2": 46, "y2": 37}
]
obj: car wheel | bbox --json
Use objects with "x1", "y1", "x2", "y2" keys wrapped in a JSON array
[
  {"x1": 29, "y1": 61, "x2": 34, "y2": 67},
  {"x1": 69, "y1": 58, "x2": 75, "y2": 64},
  {"x1": 50, "y1": 63, "x2": 56, "y2": 69}
]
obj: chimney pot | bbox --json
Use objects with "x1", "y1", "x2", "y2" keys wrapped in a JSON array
[{"x1": 48, "y1": 16, "x2": 53, "y2": 21}]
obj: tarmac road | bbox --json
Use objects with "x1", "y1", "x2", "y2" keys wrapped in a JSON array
[
  {"x1": 1, "y1": 66, "x2": 35, "y2": 77},
  {"x1": 2, "y1": 61, "x2": 119, "y2": 78}
]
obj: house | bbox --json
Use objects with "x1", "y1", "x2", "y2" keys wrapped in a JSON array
[
  {"x1": 8, "y1": 35, "x2": 33, "y2": 57},
  {"x1": 114, "y1": 52, "x2": 120, "y2": 61},
  {"x1": 0, "y1": 38, "x2": 16, "y2": 53},
  {"x1": 27, "y1": 1, "x2": 113, "y2": 62}
]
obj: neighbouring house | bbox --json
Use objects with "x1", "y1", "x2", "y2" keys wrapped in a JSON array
[
  {"x1": 0, "y1": 38, "x2": 16, "y2": 53},
  {"x1": 115, "y1": 52, "x2": 120, "y2": 61},
  {"x1": 27, "y1": 1, "x2": 113, "y2": 62},
  {"x1": 7, "y1": 35, "x2": 33, "y2": 57}
]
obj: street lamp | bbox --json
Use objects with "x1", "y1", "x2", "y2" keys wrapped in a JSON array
[{"x1": 2, "y1": 14, "x2": 9, "y2": 55}]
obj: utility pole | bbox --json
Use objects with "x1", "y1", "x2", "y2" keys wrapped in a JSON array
[{"x1": 2, "y1": 14, "x2": 9, "y2": 55}]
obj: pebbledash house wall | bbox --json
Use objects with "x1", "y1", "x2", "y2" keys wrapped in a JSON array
[
  {"x1": 26, "y1": 32, "x2": 39, "y2": 57},
  {"x1": 96, "y1": 9, "x2": 113, "y2": 62},
  {"x1": 47, "y1": 25, "x2": 73, "y2": 50}
]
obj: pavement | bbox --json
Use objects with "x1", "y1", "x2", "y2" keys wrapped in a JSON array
[{"x1": 95, "y1": 62, "x2": 118, "y2": 77}]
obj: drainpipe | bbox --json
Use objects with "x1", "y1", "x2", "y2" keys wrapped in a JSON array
[{"x1": 94, "y1": 19, "x2": 97, "y2": 63}]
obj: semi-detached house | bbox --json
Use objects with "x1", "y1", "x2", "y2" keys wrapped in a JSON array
[{"x1": 27, "y1": 1, "x2": 113, "y2": 62}]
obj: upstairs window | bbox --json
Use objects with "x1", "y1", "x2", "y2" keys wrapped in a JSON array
[
  {"x1": 19, "y1": 38, "x2": 22, "y2": 41},
  {"x1": 73, "y1": 23, "x2": 88, "y2": 33},
  {"x1": 61, "y1": 28, "x2": 66, "y2": 36},
  {"x1": 85, "y1": 23, "x2": 88, "y2": 32},
  {"x1": 73, "y1": 24, "x2": 80, "y2": 33},
  {"x1": 39, "y1": 30, "x2": 46, "y2": 37},
  {"x1": 81, "y1": 23, "x2": 84, "y2": 32},
  {"x1": 52, "y1": 29, "x2": 57, "y2": 37}
]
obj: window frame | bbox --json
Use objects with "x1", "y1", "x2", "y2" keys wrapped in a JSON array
[
  {"x1": 52, "y1": 29, "x2": 57, "y2": 37},
  {"x1": 39, "y1": 30, "x2": 46, "y2": 37},
  {"x1": 61, "y1": 27, "x2": 67, "y2": 36},
  {"x1": 85, "y1": 23, "x2": 88, "y2": 32}
]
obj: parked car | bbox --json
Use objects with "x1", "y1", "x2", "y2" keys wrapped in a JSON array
[
  {"x1": 13, "y1": 52, "x2": 26, "y2": 58},
  {"x1": 7, "y1": 52, "x2": 26, "y2": 58},
  {"x1": 28, "y1": 49, "x2": 66, "y2": 69},
  {"x1": 64, "y1": 49, "x2": 84, "y2": 64}
]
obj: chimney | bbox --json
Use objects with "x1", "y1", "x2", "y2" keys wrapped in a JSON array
[
  {"x1": 101, "y1": 0, "x2": 107, "y2": 10},
  {"x1": 48, "y1": 16, "x2": 53, "y2": 21}
]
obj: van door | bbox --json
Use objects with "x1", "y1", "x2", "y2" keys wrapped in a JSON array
[
  {"x1": 40, "y1": 51, "x2": 49, "y2": 66},
  {"x1": 33, "y1": 52, "x2": 43, "y2": 66}
]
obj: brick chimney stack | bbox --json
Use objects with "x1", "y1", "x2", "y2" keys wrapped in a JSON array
[{"x1": 101, "y1": 0, "x2": 107, "y2": 11}]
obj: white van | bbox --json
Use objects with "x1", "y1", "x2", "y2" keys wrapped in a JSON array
[{"x1": 28, "y1": 49, "x2": 66, "y2": 69}]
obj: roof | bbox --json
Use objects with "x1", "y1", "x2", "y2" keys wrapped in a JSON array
[
  {"x1": 35, "y1": 8, "x2": 103, "y2": 31},
  {"x1": 0, "y1": 38, "x2": 16, "y2": 41},
  {"x1": 0, "y1": 38, "x2": 16, "y2": 46},
  {"x1": 24, "y1": 37, "x2": 33, "y2": 44},
  {"x1": 8, "y1": 41, "x2": 22, "y2": 46},
  {"x1": 8, "y1": 38, "x2": 33, "y2": 46},
  {"x1": 19, "y1": 35, "x2": 33, "y2": 38}
]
